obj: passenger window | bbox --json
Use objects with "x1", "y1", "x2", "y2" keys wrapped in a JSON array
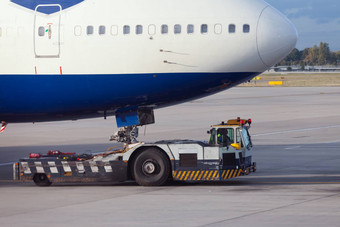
[
  {"x1": 161, "y1": 25, "x2": 168, "y2": 34},
  {"x1": 87, "y1": 26, "x2": 94, "y2": 35},
  {"x1": 136, "y1": 25, "x2": 143, "y2": 35},
  {"x1": 229, "y1": 24, "x2": 235, "y2": 33},
  {"x1": 201, "y1": 24, "x2": 208, "y2": 34},
  {"x1": 38, "y1": 26, "x2": 45, "y2": 36},
  {"x1": 74, "y1": 25, "x2": 82, "y2": 36},
  {"x1": 111, "y1": 25, "x2": 118, "y2": 36},
  {"x1": 148, "y1": 24, "x2": 156, "y2": 35},
  {"x1": 99, "y1": 25, "x2": 106, "y2": 35},
  {"x1": 243, "y1": 24, "x2": 250, "y2": 33},
  {"x1": 174, "y1": 24, "x2": 181, "y2": 34},
  {"x1": 187, "y1": 24, "x2": 194, "y2": 34},
  {"x1": 123, "y1": 25, "x2": 130, "y2": 35},
  {"x1": 214, "y1": 24, "x2": 222, "y2": 34}
]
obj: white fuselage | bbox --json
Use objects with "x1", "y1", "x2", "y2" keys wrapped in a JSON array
[{"x1": 0, "y1": 0, "x2": 297, "y2": 123}]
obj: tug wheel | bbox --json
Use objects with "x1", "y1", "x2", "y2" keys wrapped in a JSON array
[
  {"x1": 133, "y1": 148, "x2": 171, "y2": 186},
  {"x1": 33, "y1": 174, "x2": 52, "y2": 187}
]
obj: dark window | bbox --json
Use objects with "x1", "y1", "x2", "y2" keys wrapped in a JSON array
[
  {"x1": 87, "y1": 26, "x2": 94, "y2": 35},
  {"x1": 161, "y1": 24, "x2": 168, "y2": 34},
  {"x1": 123, "y1": 25, "x2": 130, "y2": 35},
  {"x1": 229, "y1": 24, "x2": 235, "y2": 33},
  {"x1": 136, "y1": 25, "x2": 143, "y2": 34},
  {"x1": 174, "y1": 24, "x2": 181, "y2": 34},
  {"x1": 99, "y1": 25, "x2": 106, "y2": 35},
  {"x1": 187, "y1": 24, "x2": 194, "y2": 34},
  {"x1": 243, "y1": 24, "x2": 250, "y2": 33},
  {"x1": 38, "y1": 26, "x2": 45, "y2": 36},
  {"x1": 201, "y1": 24, "x2": 208, "y2": 34}
]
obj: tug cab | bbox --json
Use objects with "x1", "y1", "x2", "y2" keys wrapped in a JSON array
[{"x1": 208, "y1": 118, "x2": 254, "y2": 171}]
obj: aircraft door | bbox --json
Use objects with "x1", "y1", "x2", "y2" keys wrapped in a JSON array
[{"x1": 34, "y1": 4, "x2": 61, "y2": 58}]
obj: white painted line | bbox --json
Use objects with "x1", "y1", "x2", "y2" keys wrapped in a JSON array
[
  {"x1": 0, "y1": 162, "x2": 14, "y2": 167},
  {"x1": 89, "y1": 161, "x2": 99, "y2": 173},
  {"x1": 253, "y1": 125, "x2": 340, "y2": 137},
  {"x1": 285, "y1": 146, "x2": 301, "y2": 150},
  {"x1": 48, "y1": 161, "x2": 58, "y2": 174},
  {"x1": 34, "y1": 162, "x2": 44, "y2": 173},
  {"x1": 61, "y1": 161, "x2": 72, "y2": 172},
  {"x1": 104, "y1": 162, "x2": 113, "y2": 173},
  {"x1": 76, "y1": 162, "x2": 85, "y2": 174},
  {"x1": 21, "y1": 162, "x2": 31, "y2": 174}
]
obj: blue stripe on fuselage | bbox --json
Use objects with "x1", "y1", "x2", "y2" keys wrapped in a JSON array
[
  {"x1": 0, "y1": 72, "x2": 259, "y2": 123},
  {"x1": 11, "y1": 0, "x2": 84, "y2": 14}
]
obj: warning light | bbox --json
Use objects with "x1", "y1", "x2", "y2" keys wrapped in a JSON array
[
  {"x1": 240, "y1": 120, "x2": 244, "y2": 125},
  {"x1": 29, "y1": 153, "x2": 41, "y2": 159},
  {"x1": 47, "y1": 150, "x2": 61, "y2": 156},
  {"x1": 248, "y1": 119, "x2": 252, "y2": 124}
]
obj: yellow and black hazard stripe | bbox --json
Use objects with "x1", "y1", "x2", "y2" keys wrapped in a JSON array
[
  {"x1": 173, "y1": 169, "x2": 243, "y2": 181},
  {"x1": 220, "y1": 169, "x2": 243, "y2": 180}
]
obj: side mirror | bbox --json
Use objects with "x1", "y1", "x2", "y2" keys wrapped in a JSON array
[{"x1": 230, "y1": 143, "x2": 241, "y2": 150}]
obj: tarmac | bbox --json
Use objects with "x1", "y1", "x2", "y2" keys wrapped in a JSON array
[{"x1": 1, "y1": 87, "x2": 340, "y2": 226}]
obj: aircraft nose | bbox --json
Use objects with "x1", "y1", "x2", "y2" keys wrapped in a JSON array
[{"x1": 257, "y1": 6, "x2": 298, "y2": 68}]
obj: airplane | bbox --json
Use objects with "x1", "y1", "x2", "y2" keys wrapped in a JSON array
[{"x1": 0, "y1": 0, "x2": 297, "y2": 137}]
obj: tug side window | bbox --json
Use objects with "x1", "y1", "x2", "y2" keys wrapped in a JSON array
[
  {"x1": 209, "y1": 128, "x2": 217, "y2": 145},
  {"x1": 217, "y1": 128, "x2": 234, "y2": 146},
  {"x1": 236, "y1": 129, "x2": 243, "y2": 147}
]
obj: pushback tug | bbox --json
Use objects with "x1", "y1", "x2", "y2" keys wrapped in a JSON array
[{"x1": 14, "y1": 118, "x2": 256, "y2": 186}]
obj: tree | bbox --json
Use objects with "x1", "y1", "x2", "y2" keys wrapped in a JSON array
[
  {"x1": 279, "y1": 42, "x2": 339, "y2": 66},
  {"x1": 318, "y1": 42, "x2": 330, "y2": 65}
]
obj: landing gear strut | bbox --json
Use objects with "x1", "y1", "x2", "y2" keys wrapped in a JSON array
[{"x1": 110, "y1": 126, "x2": 139, "y2": 144}]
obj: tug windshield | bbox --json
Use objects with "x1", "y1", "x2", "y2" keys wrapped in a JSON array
[{"x1": 217, "y1": 128, "x2": 234, "y2": 146}]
